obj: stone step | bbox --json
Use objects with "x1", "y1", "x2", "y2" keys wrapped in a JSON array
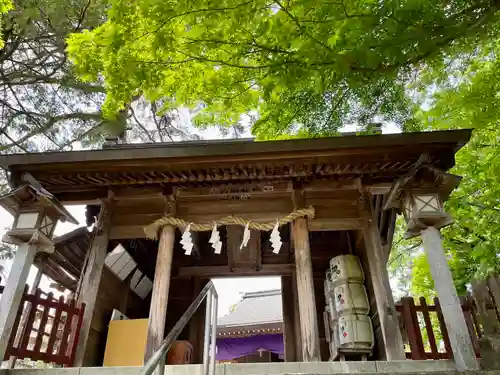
[{"x1": 1, "y1": 360, "x2": 462, "y2": 375}]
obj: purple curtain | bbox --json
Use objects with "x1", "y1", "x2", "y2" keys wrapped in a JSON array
[{"x1": 216, "y1": 334, "x2": 284, "y2": 360}]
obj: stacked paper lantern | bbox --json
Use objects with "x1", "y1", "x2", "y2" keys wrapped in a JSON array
[{"x1": 324, "y1": 254, "x2": 374, "y2": 360}]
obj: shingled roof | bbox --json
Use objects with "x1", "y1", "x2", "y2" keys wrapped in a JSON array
[
  {"x1": 217, "y1": 289, "x2": 283, "y2": 338},
  {"x1": 0, "y1": 130, "x2": 471, "y2": 202}
]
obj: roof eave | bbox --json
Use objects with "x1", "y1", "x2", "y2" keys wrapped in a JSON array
[{"x1": 0, "y1": 129, "x2": 473, "y2": 170}]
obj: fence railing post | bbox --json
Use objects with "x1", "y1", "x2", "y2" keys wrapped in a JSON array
[
  {"x1": 4, "y1": 289, "x2": 86, "y2": 367},
  {"x1": 471, "y1": 277, "x2": 500, "y2": 369},
  {"x1": 397, "y1": 295, "x2": 484, "y2": 362},
  {"x1": 419, "y1": 297, "x2": 439, "y2": 359},
  {"x1": 472, "y1": 280, "x2": 500, "y2": 335},
  {"x1": 487, "y1": 276, "x2": 500, "y2": 319},
  {"x1": 401, "y1": 297, "x2": 425, "y2": 360}
]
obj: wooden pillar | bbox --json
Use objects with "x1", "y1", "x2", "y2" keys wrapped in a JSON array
[
  {"x1": 291, "y1": 274, "x2": 303, "y2": 361},
  {"x1": 421, "y1": 227, "x2": 479, "y2": 370},
  {"x1": 144, "y1": 224, "x2": 175, "y2": 361},
  {"x1": 359, "y1": 195, "x2": 406, "y2": 360},
  {"x1": 73, "y1": 202, "x2": 112, "y2": 367},
  {"x1": 0, "y1": 243, "x2": 38, "y2": 361},
  {"x1": 8, "y1": 267, "x2": 43, "y2": 368},
  {"x1": 281, "y1": 276, "x2": 297, "y2": 362},
  {"x1": 195, "y1": 302, "x2": 207, "y2": 364},
  {"x1": 292, "y1": 217, "x2": 321, "y2": 362}
]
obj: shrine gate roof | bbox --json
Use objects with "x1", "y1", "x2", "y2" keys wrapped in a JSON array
[{"x1": 0, "y1": 129, "x2": 472, "y2": 203}]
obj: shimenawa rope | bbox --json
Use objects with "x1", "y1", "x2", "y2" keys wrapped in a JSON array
[{"x1": 144, "y1": 206, "x2": 315, "y2": 239}]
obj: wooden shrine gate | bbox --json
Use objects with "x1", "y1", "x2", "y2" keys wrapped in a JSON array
[{"x1": 2, "y1": 286, "x2": 85, "y2": 366}]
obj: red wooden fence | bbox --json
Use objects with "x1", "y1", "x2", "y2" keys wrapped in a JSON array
[
  {"x1": 395, "y1": 296, "x2": 481, "y2": 360},
  {"x1": 3, "y1": 286, "x2": 85, "y2": 366}
]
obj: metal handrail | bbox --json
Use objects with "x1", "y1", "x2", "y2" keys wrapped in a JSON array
[{"x1": 139, "y1": 281, "x2": 219, "y2": 375}]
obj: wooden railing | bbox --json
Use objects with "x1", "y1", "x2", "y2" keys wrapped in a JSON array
[
  {"x1": 3, "y1": 286, "x2": 85, "y2": 366},
  {"x1": 471, "y1": 275, "x2": 500, "y2": 336},
  {"x1": 396, "y1": 296, "x2": 481, "y2": 360}
]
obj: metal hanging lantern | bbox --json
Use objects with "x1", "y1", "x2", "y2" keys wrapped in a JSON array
[{"x1": 0, "y1": 179, "x2": 78, "y2": 249}]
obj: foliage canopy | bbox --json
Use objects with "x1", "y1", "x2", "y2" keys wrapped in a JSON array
[
  {"x1": 389, "y1": 38, "x2": 500, "y2": 296},
  {"x1": 67, "y1": 0, "x2": 500, "y2": 138},
  {"x1": 0, "y1": 0, "x2": 12, "y2": 48}
]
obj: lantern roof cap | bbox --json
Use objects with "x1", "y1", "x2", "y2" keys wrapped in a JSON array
[
  {"x1": 383, "y1": 161, "x2": 462, "y2": 211},
  {"x1": 0, "y1": 174, "x2": 78, "y2": 225}
]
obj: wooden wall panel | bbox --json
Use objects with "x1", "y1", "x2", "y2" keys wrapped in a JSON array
[
  {"x1": 82, "y1": 268, "x2": 145, "y2": 366},
  {"x1": 226, "y1": 226, "x2": 261, "y2": 270}
]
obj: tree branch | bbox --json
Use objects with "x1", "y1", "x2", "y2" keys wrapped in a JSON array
[
  {"x1": 0, "y1": 112, "x2": 102, "y2": 151},
  {"x1": 274, "y1": 0, "x2": 334, "y2": 53},
  {"x1": 130, "y1": 106, "x2": 155, "y2": 142}
]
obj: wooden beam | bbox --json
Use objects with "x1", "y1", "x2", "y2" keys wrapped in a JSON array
[
  {"x1": 110, "y1": 225, "x2": 147, "y2": 239},
  {"x1": 34, "y1": 256, "x2": 77, "y2": 290},
  {"x1": 302, "y1": 179, "x2": 361, "y2": 192},
  {"x1": 281, "y1": 276, "x2": 297, "y2": 362},
  {"x1": 177, "y1": 199, "x2": 292, "y2": 220},
  {"x1": 109, "y1": 197, "x2": 363, "y2": 240},
  {"x1": 177, "y1": 264, "x2": 294, "y2": 278},
  {"x1": 144, "y1": 224, "x2": 176, "y2": 362},
  {"x1": 383, "y1": 209, "x2": 397, "y2": 264},
  {"x1": 359, "y1": 194, "x2": 406, "y2": 361},
  {"x1": 55, "y1": 186, "x2": 165, "y2": 205},
  {"x1": 368, "y1": 183, "x2": 392, "y2": 195},
  {"x1": 177, "y1": 182, "x2": 291, "y2": 200},
  {"x1": 292, "y1": 217, "x2": 321, "y2": 362},
  {"x1": 50, "y1": 248, "x2": 81, "y2": 278},
  {"x1": 308, "y1": 218, "x2": 362, "y2": 231},
  {"x1": 73, "y1": 200, "x2": 113, "y2": 367}
]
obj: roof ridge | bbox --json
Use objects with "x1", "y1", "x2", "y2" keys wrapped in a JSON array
[{"x1": 242, "y1": 289, "x2": 281, "y2": 299}]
